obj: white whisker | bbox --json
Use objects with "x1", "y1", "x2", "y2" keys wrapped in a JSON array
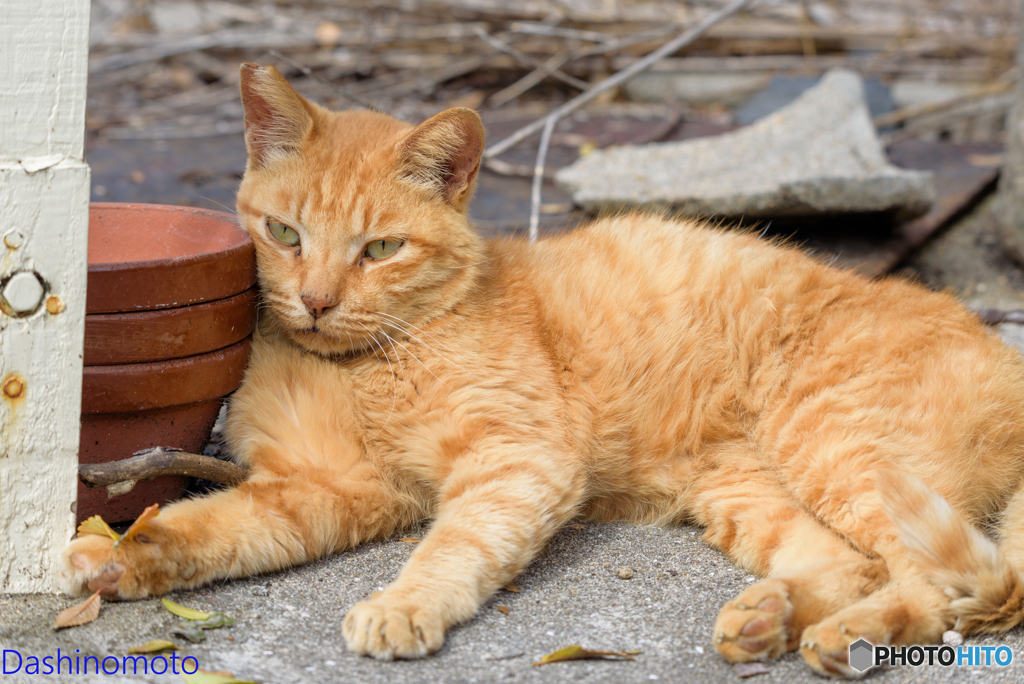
[
  {"x1": 191, "y1": 192, "x2": 240, "y2": 216},
  {"x1": 381, "y1": 330, "x2": 440, "y2": 381},
  {"x1": 364, "y1": 330, "x2": 398, "y2": 439},
  {"x1": 376, "y1": 313, "x2": 465, "y2": 372},
  {"x1": 377, "y1": 312, "x2": 457, "y2": 355},
  {"x1": 379, "y1": 329, "x2": 408, "y2": 381}
]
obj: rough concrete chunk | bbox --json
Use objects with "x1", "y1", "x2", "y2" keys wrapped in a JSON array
[{"x1": 556, "y1": 69, "x2": 935, "y2": 220}]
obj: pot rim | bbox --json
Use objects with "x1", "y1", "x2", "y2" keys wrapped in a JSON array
[{"x1": 88, "y1": 202, "x2": 248, "y2": 273}]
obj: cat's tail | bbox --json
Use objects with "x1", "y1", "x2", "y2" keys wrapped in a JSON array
[{"x1": 876, "y1": 470, "x2": 1024, "y2": 634}]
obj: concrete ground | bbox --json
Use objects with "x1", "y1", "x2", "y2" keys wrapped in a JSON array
[
  {"x1": 7, "y1": 200, "x2": 1024, "y2": 683},
  {"x1": 3, "y1": 520, "x2": 1024, "y2": 684}
]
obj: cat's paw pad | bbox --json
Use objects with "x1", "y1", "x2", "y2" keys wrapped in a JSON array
[
  {"x1": 713, "y1": 578, "x2": 793, "y2": 662},
  {"x1": 799, "y1": 619, "x2": 885, "y2": 678},
  {"x1": 343, "y1": 596, "x2": 444, "y2": 660}
]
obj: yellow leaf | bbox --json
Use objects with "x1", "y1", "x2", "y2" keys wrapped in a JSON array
[
  {"x1": 161, "y1": 598, "x2": 213, "y2": 621},
  {"x1": 497, "y1": 605, "x2": 510, "y2": 615},
  {"x1": 115, "y1": 503, "x2": 160, "y2": 549},
  {"x1": 128, "y1": 640, "x2": 177, "y2": 654},
  {"x1": 52, "y1": 590, "x2": 102, "y2": 629},
  {"x1": 181, "y1": 669, "x2": 260, "y2": 684},
  {"x1": 578, "y1": 141, "x2": 598, "y2": 158},
  {"x1": 533, "y1": 644, "x2": 637, "y2": 666},
  {"x1": 503, "y1": 582, "x2": 520, "y2": 593},
  {"x1": 77, "y1": 515, "x2": 120, "y2": 541},
  {"x1": 396, "y1": 537, "x2": 421, "y2": 544}
]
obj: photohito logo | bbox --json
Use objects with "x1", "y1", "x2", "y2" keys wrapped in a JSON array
[{"x1": 848, "y1": 638, "x2": 1014, "y2": 673}]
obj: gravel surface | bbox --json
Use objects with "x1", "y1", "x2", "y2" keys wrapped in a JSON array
[{"x1": 3, "y1": 521, "x2": 1024, "y2": 683}]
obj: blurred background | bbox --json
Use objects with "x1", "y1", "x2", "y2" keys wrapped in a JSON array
[{"x1": 83, "y1": 0, "x2": 1024, "y2": 330}]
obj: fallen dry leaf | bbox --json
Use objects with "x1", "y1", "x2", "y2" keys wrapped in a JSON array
[
  {"x1": 191, "y1": 613, "x2": 235, "y2": 629},
  {"x1": 127, "y1": 639, "x2": 176, "y2": 654},
  {"x1": 77, "y1": 515, "x2": 119, "y2": 541},
  {"x1": 116, "y1": 503, "x2": 159, "y2": 549},
  {"x1": 181, "y1": 669, "x2": 260, "y2": 684},
  {"x1": 734, "y1": 662, "x2": 769, "y2": 677},
  {"x1": 172, "y1": 625, "x2": 206, "y2": 643},
  {"x1": 533, "y1": 644, "x2": 639, "y2": 666},
  {"x1": 503, "y1": 582, "x2": 520, "y2": 593},
  {"x1": 397, "y1": 537, "x2": 421, "y2": 544},
  {"x1": 568, "y1": 523, "x2": 586, "y2": 530},
  {"x1": 497, "y1": 605, "x2": 510, "y2": 615},
  {"x1": 161, "y1": 598, "x2": 212, "y2": 621},
  {"x1": 52, "y1": 589, "x2": 102, "y2": 629}
]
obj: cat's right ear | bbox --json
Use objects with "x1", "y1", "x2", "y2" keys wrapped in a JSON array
[{"x1": 239, "y1": 63, "x2": 314, "y2": 169}]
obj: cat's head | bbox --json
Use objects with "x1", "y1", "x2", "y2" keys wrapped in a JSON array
[{"x1": 235, "y1": 64, "x2": 486, "y2": 357}]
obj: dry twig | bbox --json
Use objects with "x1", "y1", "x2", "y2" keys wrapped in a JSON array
[
  {"x1": 89, "y1": 29, "x2": 297, "y2": 73},
  {"x1": 473, "y1": 27, "x2": 590, "y2": 91},
  {"x1": 269, "y1": 50, "x2": 377, "y2": 110},
  {"x1": 79, "y1": 447, "x2": 249, "y2": 498},
  {"x1": 489, "y1": 51, "x2": 573, "y2": 107}
]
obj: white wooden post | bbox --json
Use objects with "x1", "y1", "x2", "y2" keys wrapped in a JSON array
[{"x1": 0, "y1": 1, "x2": 91, "y2": 592}]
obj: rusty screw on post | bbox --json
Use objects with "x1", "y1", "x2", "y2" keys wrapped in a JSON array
[
  {"x1": 0, "y1": 271, "x2": 45, "y2": 317},
  {"x1": 3, "y1": 375, "x2": 25, "y2": 399},
  {"x1": 45, "y1": 295, "x2": 65, "y2": 315}
]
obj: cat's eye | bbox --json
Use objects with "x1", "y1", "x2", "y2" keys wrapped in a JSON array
[
  {"x1": 364, "y1": 240, "x2": 403, "y2": 260},
  {"x1": 267, "y1": 220, "x2": 300, "y2": 246}
]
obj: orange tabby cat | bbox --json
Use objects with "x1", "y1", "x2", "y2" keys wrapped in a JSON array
[{"x1": 60, "y1": 64, "x2": 1024, "y2": 676}]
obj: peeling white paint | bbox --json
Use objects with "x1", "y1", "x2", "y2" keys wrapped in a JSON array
[
  {"x1": 20, "y1": 154, "x2": 66, "y2": 174},
  {"x1": 0, "y1": 1, "x2": 90, "y2": 593}
]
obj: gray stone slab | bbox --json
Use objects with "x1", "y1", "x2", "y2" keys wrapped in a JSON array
[
  {"x1": 733, "y1": 74, "x2": 895, "y2": 125},
  {"x1": 556, "y1": 69, "x2": 935, "y2": 220}
]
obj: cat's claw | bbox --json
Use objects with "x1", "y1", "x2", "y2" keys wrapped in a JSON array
[
  {"x1": 713, "y1": 579, "x2": 793, "y2": 662},
  {"x1": 343, "y1": 596, "x2": 444, "y2": 660}
]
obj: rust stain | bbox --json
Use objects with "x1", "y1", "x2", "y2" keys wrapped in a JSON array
[
  {"x1": 45, "y1": 295, "x2": 65, "y2": 315},
  {"x1": 1, "y1": 372, "x2": 25, "y2": 458},
  {"x1": 2, "y1": 374, "x2": 24, "y2": 399}
]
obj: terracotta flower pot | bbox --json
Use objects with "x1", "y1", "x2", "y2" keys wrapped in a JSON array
[{"x1": 79, "y1": 203, "x2": 256, "y2": 523}]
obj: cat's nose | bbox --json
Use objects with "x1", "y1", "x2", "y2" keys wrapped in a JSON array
[{"x1": 301, "y1": 294, "x2": 336, "y2": 319}]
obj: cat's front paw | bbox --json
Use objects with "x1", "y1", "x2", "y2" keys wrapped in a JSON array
[
  {"x1": 59, "y1": 534, "x2": 128, "y2": 598},
  {"x1": 343, "y1": 594, "x2": 444, "y2": 660},
  {"x1": 713, "y1": 578, "x2": 794, "y2": 663}
]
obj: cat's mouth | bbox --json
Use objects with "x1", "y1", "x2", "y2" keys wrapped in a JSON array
[{"x1": 288, "y1": 325, "x2": 367, "y2": 358}]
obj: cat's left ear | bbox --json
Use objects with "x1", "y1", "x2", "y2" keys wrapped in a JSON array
[{"x1": 396, "y1": 108, "x2": 485, "y2": 209}]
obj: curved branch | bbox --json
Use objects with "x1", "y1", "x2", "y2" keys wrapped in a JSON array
[{"x1": 79, "y1": 447, "x2": 249, "y2": 492}]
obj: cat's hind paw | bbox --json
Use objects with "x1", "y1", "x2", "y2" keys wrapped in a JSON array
[
  {"x1": 343, "y1": 595, "x2": 444, "y2": 660},
  {"x1": 713, "y1": 578, "x2": 793, "y2": 663},
  {"x1": 799, "y1": 619, "x2": 884, "y2": 678}
]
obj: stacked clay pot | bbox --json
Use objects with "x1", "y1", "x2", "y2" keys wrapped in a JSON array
[{"x1": 80, "y1": 203, "x2": 256, "y2": 523}]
